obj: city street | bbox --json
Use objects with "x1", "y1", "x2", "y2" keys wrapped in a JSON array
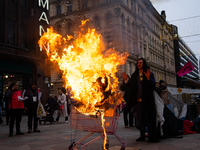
[{"x1": 0, "y1": 113, "x2": 200, "y2": 150}]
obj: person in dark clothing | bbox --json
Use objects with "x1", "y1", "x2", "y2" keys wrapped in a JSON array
[
  {"x1": 129, "y1": 58, "x2": 159, "y2": 142},
  {"x1": 24, "y1": 83, "x2": 40, "y2": 133},
  {"x1": 47, "y1": 94, "x2": 55, "y2": 107},
  {"x1": 0, "y1": 93, "x2": 4, "y2": 124},
  {"x1": 3, "y1": 90, "x2": 10, "y2": 125},
  {"x1": 120, "y1": 72, "x2": 134, "y2": 128},
  {"x1": 6, "y1": 82, "x2": 24, "y2": 137}
]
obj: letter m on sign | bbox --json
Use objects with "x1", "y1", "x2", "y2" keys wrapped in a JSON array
[{"x1": 38, "y1": 0, "x2": 49, "y2": 10}]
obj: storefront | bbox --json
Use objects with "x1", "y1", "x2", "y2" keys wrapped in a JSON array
[{"x1": 0, "y1": 59, "x2": 33, "y2": 99}]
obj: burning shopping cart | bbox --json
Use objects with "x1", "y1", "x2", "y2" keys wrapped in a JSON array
[{"x1": 69, "y1": 105, "x2": 126, "y2": 150}]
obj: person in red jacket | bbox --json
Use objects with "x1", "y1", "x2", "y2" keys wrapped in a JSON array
[{"x1": 6, "y1": 82, "x2": 24, "y2": 137}]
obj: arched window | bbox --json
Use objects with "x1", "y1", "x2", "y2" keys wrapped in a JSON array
[{"x1": 94, "y1": 16, "x2": 100, "y2": 29}]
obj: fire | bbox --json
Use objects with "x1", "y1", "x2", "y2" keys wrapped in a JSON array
[{"x1": 39, "y1": 20, "x2": 128, "y2": 149}]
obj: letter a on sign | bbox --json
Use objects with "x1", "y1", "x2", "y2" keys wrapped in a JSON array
[{"x1": 39, "y1": 12, "x2": 49, "y2": 24}]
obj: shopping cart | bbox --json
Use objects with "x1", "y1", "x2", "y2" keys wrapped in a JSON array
[{"x1": 69, "y1": 105, "x2": 126, "y2": 150}]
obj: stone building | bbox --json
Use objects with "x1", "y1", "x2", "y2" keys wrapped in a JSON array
[
  {"x1": 0, "y1": 0, "x2": 51, "y2": 103},
  {"x1": 49, "y1": 0, "x2": 176, "y2": 96}
]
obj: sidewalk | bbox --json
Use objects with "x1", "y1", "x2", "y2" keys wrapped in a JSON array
[{"x1": 0, "y1": 113, "x2": 200, "y2": 150}]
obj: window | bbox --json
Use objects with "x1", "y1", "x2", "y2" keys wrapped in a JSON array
[
  {"x1": 67, "y1": 23, "x2": 73, "y2": 34},
  {"x1": 125, "y1": 0, "x2": 129, "y2": 7},
  {"x1": 21, "y1": 24, "x2": 28, "y2": 48},
  {"x1": 121, "y1": 14, "x2": 125, "y2": 28},
  {"x1": 94, "y1": 16, "x2": 100, "y2": 29},
  {"x1": 132, "y1": 22, "x2": 135, "y2": 34},
  {"x1": 106, "y1": 13, "x2": 112, "y2": 25},
  {"x1": 106, "y1": 35, "x2": 113, "y2": 49},
  {"x1": 7, "y1": 20, "x2": 15, "y2": 45},
  {"x1": 21, "y1": 0, "x2": 28, "y2": 8},
  {"x1": 127, "y1": 18, "x2": 130, "y2": 31},
  {"x1": 105, "y1": 0, "x2": 110, "y2": 3},
  {"x1": 131, "y1": 2, "x2": 133, "y2": 10},
  {"x1": 94, "y1": 0, "x2": 98, "y2": 6},
  {"x1": 83, "y1": 0, "x2": 87, "y2": 9},
  {"x1": 56, "y1": 5, "x2": 61, "y2": 15},
  {"x1": 67, "y1": 2, "x2": 72, "y2": 12},
  {"x1": 57, "y1": 25, "x2": 62, "y2": 34}
]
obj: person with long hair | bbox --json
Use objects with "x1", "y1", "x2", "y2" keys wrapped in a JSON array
[
  {"x1": 6, "y1": 82, "x2": 24, "y2": 137},
  {"x1": 129, "y1": 58, "x2": 159, "y2": 142}
]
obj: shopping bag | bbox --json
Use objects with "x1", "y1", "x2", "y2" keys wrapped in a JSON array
[
  {"x1": 37, "y1": 101, "x2": 46, "y2": 118},
  {"x1": 60, "y1": 104, "x2": 64, "y2": 110}
]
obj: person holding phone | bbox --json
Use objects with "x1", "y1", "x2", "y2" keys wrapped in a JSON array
[{"x1": 6, "y1": 82, "x2": 24, "y2": 137}]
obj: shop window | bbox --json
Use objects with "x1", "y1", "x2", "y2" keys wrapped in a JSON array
[{"x1": 7, "y1": 20, "x2": 15, "y2": 45}]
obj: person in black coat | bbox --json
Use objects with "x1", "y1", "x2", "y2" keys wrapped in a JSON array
[
  {"x1": 120, "y1": 72, "x2": 134, "y2": 128},
  {"x1": 24, "y1": 83, "x2": 40, "y2": 133},
  {"x1": 129, "y1": 58, "x2": 159, "y2": 142}
]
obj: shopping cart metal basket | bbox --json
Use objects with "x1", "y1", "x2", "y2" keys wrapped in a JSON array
[{"x1": 69, "y1": 105, "x2": 126, "y2": 150}]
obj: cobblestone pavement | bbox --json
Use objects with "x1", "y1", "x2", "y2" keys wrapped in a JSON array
[{"x1": 0, "y1": 113, "x2": 200, "y2": 150}]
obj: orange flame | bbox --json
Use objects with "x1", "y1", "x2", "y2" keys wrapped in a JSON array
[
  {"x1": 39, "y1": 19, "x2": 128, "y2": 150},
  {"x1": 39, "y1": 20, "x2": 128, "y2": 115}
]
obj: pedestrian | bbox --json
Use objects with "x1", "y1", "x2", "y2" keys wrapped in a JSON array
[
  {"x1": 47, "y1": 94, "x2": 55, "y2": 107},
  {"x1": 56, "y1": 88, "x2": 68, "y2": 123},
  {"x1": 3, "y1": 89, "x2": 10, "y2": 125},
  {"x1": 157, "y1": 80, "x2": 174, "y2": 113},
  {"x1": 129, "y1": 58, "x2": 159, "y2": 142},
  {"x1": 24, "y1": 83, "x2": 40, "y2": 133},
  {"x1": 120, "y1": 72, "x2": 134, "y2": 128},
  {"x1": 0, "y1": 93, "x2": 4, "y2": 124},
  {"x1": 37, "y1": 87, "x2": 43, "y2": 103},
  {"x1": 6, "y1": 82, "x2": 24, "y2": 137}
]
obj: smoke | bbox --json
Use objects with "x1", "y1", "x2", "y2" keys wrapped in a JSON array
[{"x1": 150, "y1": 0, "x2": 171, "y2": 4}]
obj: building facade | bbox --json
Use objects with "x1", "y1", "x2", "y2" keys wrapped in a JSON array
[
  {"x1": 0, "y1": 0, "x2": 51, "y2": 103},
  {"x1": 172, "y1": 25, "x2": 200, "y2": 89},
  {"x1": 49, "y1": 0, "x2": 177, "y2": 96}
]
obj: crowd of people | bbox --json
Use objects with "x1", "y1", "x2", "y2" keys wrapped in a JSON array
[
  {"x1": 0, "y1": 57, "x2": 193, "y2": 142},
  {"x1": 0, "y1": 82, "x2": 70, "y2": 137}
]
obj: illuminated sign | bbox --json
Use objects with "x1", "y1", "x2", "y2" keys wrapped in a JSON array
[{"x1": 38, "y1": 0, "x2": 49, "y2": 51}]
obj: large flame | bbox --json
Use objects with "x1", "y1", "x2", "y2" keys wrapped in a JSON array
[
  {"x1": 39, "y1": 20, "x2": 128, "y2": 150},
  {"x1": 39, "y1": 20, "x2": 128, "y2": 115}
]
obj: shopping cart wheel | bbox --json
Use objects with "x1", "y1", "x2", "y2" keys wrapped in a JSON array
[{"x1": 120, "y1": 147, "x2": 125, "y2": 150}]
